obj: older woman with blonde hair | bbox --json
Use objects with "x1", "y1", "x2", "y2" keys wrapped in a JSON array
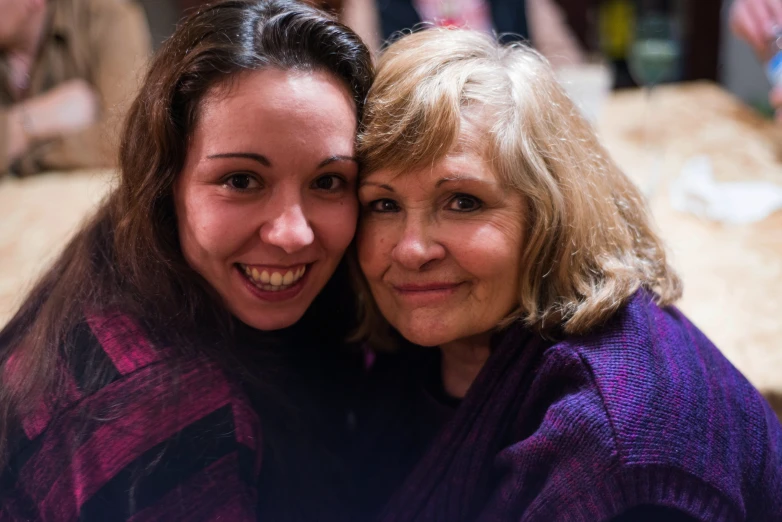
[{"x1": 352, "y1": 28, "x2": 782, "y2": 521}]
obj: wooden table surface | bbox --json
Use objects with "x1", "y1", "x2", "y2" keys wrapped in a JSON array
[
  {"x1": 598, "y1": 82, "x2": 782, "y2": 416},
  {"x1": 1, "y1": 81, "x2": 781, "y2": 415}
]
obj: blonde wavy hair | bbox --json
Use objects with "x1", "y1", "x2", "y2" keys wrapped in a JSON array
[{"x1": 354, "y1": 28, "x2": 681, "y2": 343}]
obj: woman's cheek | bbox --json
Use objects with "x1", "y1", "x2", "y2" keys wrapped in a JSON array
[
  {"x1": 317, "y1": 198, "x2": 359, "y2": 252},
  {"x1": 357, "y1": 220, "x2": 389, "y2": 276},
  {"x1": 197, "y1": 202, "x2": 256, "y2": 253}
]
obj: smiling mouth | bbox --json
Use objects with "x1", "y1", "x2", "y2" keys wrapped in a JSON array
[
  {"x1": 390, "y1": 282, "x2": 464, "y2": 304},
  {"x1": 392, "y1": 282, "x2": 463, "y2": 292},
  {"x1": 237, "y1": 263, "x2": 308, "y2": 292}
]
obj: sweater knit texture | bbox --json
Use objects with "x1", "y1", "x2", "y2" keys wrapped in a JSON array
[
  {"x1": 1, "y1": 311, "x2": 360, "y2": 521},
  {"x1": 359, "y1": 290, "x2": 782, "y2": 521}
]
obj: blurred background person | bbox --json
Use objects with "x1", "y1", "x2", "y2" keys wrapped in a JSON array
[
  {"x1": 730, "y1": 0, "x2": 782, "y2": 119},
  {"x1": 0, "y1": 0, "x2": 151, "y2": 177},
  {"x1": 730, "y1": 0, "x2": 782, "y2": 59},
  {"x1": 341, "y1": 0, "x2": 586, "y2": 67}
]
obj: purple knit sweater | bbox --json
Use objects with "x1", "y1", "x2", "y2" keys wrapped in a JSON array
[{"x1": 359, "y1": 291, "x2": 782, "y2": 521}]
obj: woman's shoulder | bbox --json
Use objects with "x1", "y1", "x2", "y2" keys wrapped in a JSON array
[
  {"x1": 54, "y1": 310, "x2": 260, "y2": 441},
  {"x1": 552, "y1": 290, "x2": 773, "y2": 442},
  {"x1": 4, "y1": 312, "x2": 263, "y2": 520},
  {"x1": 527, "y1": 290, "x2": 782, "y2": 519},
  {"x1": 52, "y1": 311, "x2": 248, "y2": 410}
]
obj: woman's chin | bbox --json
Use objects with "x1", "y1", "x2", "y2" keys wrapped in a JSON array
[
  {"x1": 398, "y1": 326, "x2": 456, "y2": 348},
  {"x1": 233, "y1": 306, "x2": 307, "y2": 332}
]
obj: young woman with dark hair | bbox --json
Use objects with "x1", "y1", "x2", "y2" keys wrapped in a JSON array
[{"x1": 0, "y1": 1, "x2": 373, "y2": 520}]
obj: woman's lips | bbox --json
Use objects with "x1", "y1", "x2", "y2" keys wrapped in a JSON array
[
  {"x1": 391, "y1": 282, "x2": 464, "y2": 305},
  {"x1": 393, "y1": 282, "x2": 462, "y2": 292}
]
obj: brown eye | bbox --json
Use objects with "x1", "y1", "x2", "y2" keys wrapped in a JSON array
[
  {"x1": 447, "y1": 194, "x2": 482, "y2": 212},
  {"x1": 312, "y1": 174, "x2": 345, "y2": 191},
  {"x1": 224, "y1": 173, "x2": 261, "y2": 191},
  {"x1": 369, "y1": 199, "x2": 400, "y2": 213}
]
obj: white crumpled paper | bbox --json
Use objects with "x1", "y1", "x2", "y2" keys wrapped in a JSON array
[{"x1": 669, "y1": 155, "x2": 782, "y2": 225}]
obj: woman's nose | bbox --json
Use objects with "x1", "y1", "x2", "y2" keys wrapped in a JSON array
[
  {"x1": 391, "y1": 217, "x2": 445, "y2": 270},
  {"x1": 260, "y1": 199, "x2": 315, "y2": 254}
]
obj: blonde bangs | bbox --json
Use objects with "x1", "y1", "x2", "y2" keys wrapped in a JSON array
[
  {"x1": 357, "y1": 79, "x2": 461, "y2": 175},
  {"x1": 358, "y1": 29, "x2": 502, "y2": 174}
]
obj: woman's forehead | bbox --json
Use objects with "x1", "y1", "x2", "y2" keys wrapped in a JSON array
[{"x1": 361, "y1": 145, "x2": 496, "y2": 186}]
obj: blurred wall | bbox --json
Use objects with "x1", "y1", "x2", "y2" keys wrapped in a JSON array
[{"x1": 133, "y1": 0, "x2": 771, "y2": 106}]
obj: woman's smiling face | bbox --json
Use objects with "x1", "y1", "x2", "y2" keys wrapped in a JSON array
[
  {"x1": 357, "y1": 143, "x2": 526, "y2": 348},
  {"x1": 174, "y1": 68, "x2": 359, "y2": 331}
]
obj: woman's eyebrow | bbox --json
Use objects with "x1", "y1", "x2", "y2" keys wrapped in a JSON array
[
  {"x1": 206, "y1": 153, "x2": 356, "y2": 169},
  {"x1": 318, "y1": 155, "x2": 357, "y2": 168},
  {"x1": 436, "y1": 175, "x2": 488, "y2": 187},
  {"x1": 359, "y1": 180, "x2": 395, "y2": 192},
  {"x1": 207, "y1": 152, "x2": 271, "y2": 166}
]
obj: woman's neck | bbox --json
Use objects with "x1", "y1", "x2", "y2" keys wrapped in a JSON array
[{"x1": 439, "y1": 333, "x2": 492, "y2": 399}]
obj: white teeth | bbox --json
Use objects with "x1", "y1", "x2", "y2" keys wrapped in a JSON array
[{"x1": 241, "y1": 264, "x2": 308, "y2": 290}]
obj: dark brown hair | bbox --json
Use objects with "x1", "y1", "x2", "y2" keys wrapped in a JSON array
[{"x1": 0, "y1": 0, "x2": 372, "y2": 472}]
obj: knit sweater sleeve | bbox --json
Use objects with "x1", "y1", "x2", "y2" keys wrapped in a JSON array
[
  {"x1": 474, "y1": 342, "x2": 741, "y2": 522},
  {"x1": 1, "y1": 315, "x2": 263, "y2": 521},
  {"x1": 514, "y1": 293, "x2": 782, "y2": 521},
  {"x1": 753, "y1": 396, "x2": 782, "y2": 517}
]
